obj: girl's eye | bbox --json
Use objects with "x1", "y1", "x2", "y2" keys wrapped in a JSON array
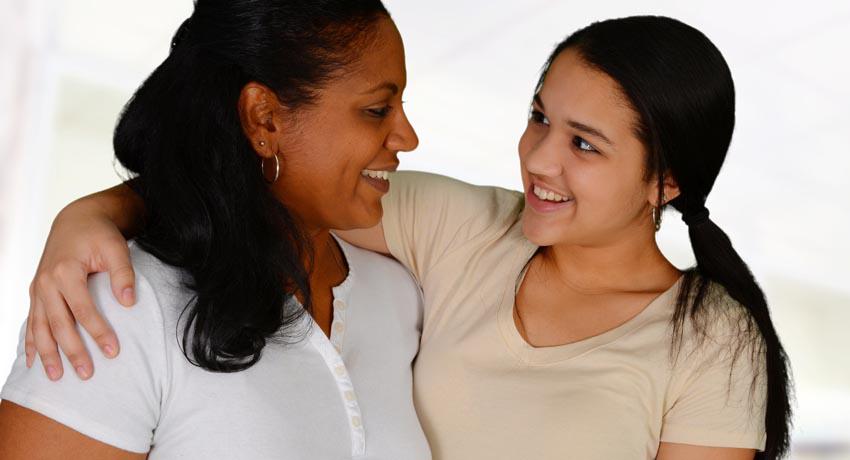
[
  {"x1": 367, "y1": 106, "x2": 392, "y2": 118},
  {"x1": 529, "y1": 109, "x2": 549, "y2": 126},
  {"x1": 573, "y1": 136, "x2": 597, "y2": 153}
]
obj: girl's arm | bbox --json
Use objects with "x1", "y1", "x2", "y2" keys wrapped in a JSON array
[
  {"x1": 333, "y1": 224, "x2": 389, "y2": 255},
  {"x1": 656, "y1": 442, "x2": 755, "y2": 460},
  {"x1": 655, "y1": 442, "x2": 756, "y2": 460},
  {"x1": 28, "y1": 182, "x2": 142, "y2": 381}
]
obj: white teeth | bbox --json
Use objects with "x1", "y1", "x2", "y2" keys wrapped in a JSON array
[
  {"x1": 361, "y1": 169, "x2": 389, "y2": 180},
  {"x1": 533, "y1": 185, "x2": 571, "y2": 203}
]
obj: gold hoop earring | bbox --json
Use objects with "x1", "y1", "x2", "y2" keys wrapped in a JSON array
[{"x1": 261, "y1": 154, "x2": 280, "y2": 184}]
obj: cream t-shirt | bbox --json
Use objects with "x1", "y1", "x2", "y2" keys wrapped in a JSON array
[{"x1": 382, "y1": 171, "x2": 766, "y2": 460}]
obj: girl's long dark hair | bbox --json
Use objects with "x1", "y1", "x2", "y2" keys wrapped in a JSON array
[
  {"x1": 113, "y1": 0, "x2": 389, "y2": 372},
  {"x1": 538, "y1": 16, "x2": 792, "y2": 458}
]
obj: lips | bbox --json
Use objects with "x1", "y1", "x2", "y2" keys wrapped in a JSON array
[
  {"x1": 361, "y1": 169, "x2": 390, "y2": 180},
  {"x1": 526, "y1": 181, "x2": 574, "y2": 213},
  {"x1": 360, "y1": 167, "x2": 395, "y2": 194},
  {"x1": 532, "y1": 184, "x2": 572, "y2": 203}
]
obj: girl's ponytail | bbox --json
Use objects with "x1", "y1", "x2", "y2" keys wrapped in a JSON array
[{"x1": 679, "y1": 203, "x2": 792, "y2": 459}]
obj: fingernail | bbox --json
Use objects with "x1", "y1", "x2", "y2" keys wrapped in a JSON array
[
  {"x1": 103, "y1": 344, "x2": 116, "y2": 357},
  {"x1": 46, "y1": 366, "x2": 60, "y2": 380},
  {"x1": 76, "y1": 366, "x2": 90, "y2": 379},
  {"x1": 122, "y1": 288, "x2": 135, "y2": 305}
]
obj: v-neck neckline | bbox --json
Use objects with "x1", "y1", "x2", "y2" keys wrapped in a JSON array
[{"x1": 497, "y1": 241, "x2": 683, "y2": 365}]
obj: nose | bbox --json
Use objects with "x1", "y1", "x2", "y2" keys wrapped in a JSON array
[
  {"x1": 386, "y1": 107, "x2": 419, "y2": 153},
  {"x1": 524, "y1": 132, "x2": 564, "y2": 177}
]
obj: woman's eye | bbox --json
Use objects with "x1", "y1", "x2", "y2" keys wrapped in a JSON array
[
  {"x1": 529, "y1": 109, "x2": 549, "y2": 126},
  {"x1": 367, "y1": 106, "x2": 391, "y2": 118},
  {"x1": 573, "y1": 136, "x2": 597, "y2": 153}
]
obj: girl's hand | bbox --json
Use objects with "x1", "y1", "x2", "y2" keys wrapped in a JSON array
[{"x1": 27, "y1": 198, "x2": 135, "y2": 381}]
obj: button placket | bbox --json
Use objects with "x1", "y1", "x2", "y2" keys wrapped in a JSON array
[
  {"x1": 330, "y1": 298, "x2": 347, "y2": 353},
  {"x1": 310, "y1": 322, "x2": 366, "y2": 457},
  {"x1": 313, "y1": 234, "x2": 365, "y2": 456}
]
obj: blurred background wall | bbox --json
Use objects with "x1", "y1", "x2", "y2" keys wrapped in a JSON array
[{"x1": 1, "y1": 0, "x2": 848, "y2": 457}]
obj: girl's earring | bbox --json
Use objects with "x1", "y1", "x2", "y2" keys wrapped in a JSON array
[{"x1": 652, "y1": 192, "x2": 666, "y2": 232}]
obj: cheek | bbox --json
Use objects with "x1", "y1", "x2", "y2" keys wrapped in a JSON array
[
  {"x1": 517, "y1": 125, "x2": 542, "y2": 159},
  {"x1": 517, "y1": 126, "x2": 538, "y2": 185},
  {"x1": 274, "y1": 138, "x2": 353, "y2": 208},
  {"x1": 575, "y1": 162, "x2": 647, "y2": 221}
]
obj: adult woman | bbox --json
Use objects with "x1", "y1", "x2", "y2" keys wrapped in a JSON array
[
  {"x1": 0, "y1": 1, "x2": 428, "y2": 459},
  {"x1": 10, "y1": 14, "x2": 792, "y2": 460}
]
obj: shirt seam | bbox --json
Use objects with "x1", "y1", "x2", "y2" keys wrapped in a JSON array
[{"x1": 1, "y1": 385, "x2": 150, "y2": 453}]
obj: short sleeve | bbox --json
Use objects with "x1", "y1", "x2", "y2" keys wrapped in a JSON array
[
  {"x1": 1, "y1": 271, "x2": 168, "y2": 454},
  {"x1": 381, "y1": 171, "x2": 523, "y2": 283},
  {"x1": 661, "y1": 301, "x2": 768, "y2": 450}
]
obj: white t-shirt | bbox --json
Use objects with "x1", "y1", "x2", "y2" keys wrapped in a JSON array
[{"x1": 2, "y1": 238, "x2": 431, "y2": 460}]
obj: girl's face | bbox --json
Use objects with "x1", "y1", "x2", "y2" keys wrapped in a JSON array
[
  {"x1": 518, "y1": 48, "x2": 670, "y2": 247},
  {"x1": 250, "y1": 17, "x2": 418, "y2": 233}
]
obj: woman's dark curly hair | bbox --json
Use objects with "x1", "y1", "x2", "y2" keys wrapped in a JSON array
[{"x1": 113, "y1": 0, "x2": 390, "y2": 372}]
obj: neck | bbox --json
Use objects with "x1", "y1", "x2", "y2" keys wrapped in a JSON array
[
  {"x1": 305, "y1": 227, "x2": 346, "y2": 276},
  {"x1": 537, "y1": 227, "x2": 679, "y2": 295},
  {"x1": 289, "y1": 226, "x2": 347, "y2": 307}
]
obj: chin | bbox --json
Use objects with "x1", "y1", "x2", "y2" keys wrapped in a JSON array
[
  {"x1": 349, "y1": 201, "x2": 384, "y2": 230},
  {"x1": 521, "y1": 220, "x2": 555, "y2": 247},
  {"x1": 521, "y1": 215, "x2": 576, "y2": 247}
]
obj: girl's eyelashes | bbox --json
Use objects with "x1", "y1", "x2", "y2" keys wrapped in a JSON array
[
  {"x1": 529, "y1": 109, "x2": 549, "y2": 126},
  {"x1": 528, "y1": 107, "x2": 598, "y2": 154},
  {"x1": 573, "y1": 136, "x2": 598, "y2": 153}
]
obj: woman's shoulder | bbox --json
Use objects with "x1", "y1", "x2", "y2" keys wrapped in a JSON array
[
  {"x1": 337, "y1": 237, "x2": 419, "y2": 296},
  {"x1": 86, "y1": 241, "x2": 191, "y2": 329}
]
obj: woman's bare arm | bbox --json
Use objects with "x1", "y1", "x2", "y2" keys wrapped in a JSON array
[
  {"x1": 0, "y1": 400, "x2": 146, "y2": 460},
  {"x1": 28, "y1": 182, "x2": 143, "y2": 381}
]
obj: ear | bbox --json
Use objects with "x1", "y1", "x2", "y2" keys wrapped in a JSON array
[
  {"x1": 649, "y1": 170, "x2": 681, "y2": 206},
  {"x1": 238, "y1": 82, "x2": 284, "y2": 159}
]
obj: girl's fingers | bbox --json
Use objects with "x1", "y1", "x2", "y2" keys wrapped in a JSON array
[
  {"x1": 31, "y1": 296, "x2": 64, "y2": 381},
  {"x1": 42, "y1": 287, "x2": 94, "y2": 380}
]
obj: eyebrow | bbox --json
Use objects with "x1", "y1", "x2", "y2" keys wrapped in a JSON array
[
  {"x1": 360, "y1": 81, "x2": 399, "y2": 95},
  {"x1": 533, "y1": 94, "x2": 614, "y2": 146}
]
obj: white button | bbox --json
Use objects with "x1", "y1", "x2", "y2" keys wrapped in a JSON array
[
  {"x1": 333, "y1": 299, "x2": 347, "y2": 310},
  {"x1": 334, "y1": 343, "x2": 342, "y2": 353},
  {"x1": 351, "y1": 416, "x2": 362, "y2": 428},
  {"x1": 344, "y1": 390, "x2": 356, "y2": 402},
  {"x1": 333, "y1": 321, "x2": 344, "y2": 333},
  {"x1": 334, "y1": 365, "x2": 346, "y2": 377}
]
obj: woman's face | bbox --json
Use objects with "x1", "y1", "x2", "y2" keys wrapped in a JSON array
[
  {"x1": 256, "y1": 17, "x2": 418, "y2": 232},
  {"x1": 518, "y1": 48, "x2": 662, "y2": 247}
]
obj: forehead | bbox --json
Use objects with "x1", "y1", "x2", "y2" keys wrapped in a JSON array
[
  {"x1": 332, "y1": 17, "x2": 407, "y2": 93},
  {"x1": 539, "y1": 49, "x2": 637, "y2": 139}
]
